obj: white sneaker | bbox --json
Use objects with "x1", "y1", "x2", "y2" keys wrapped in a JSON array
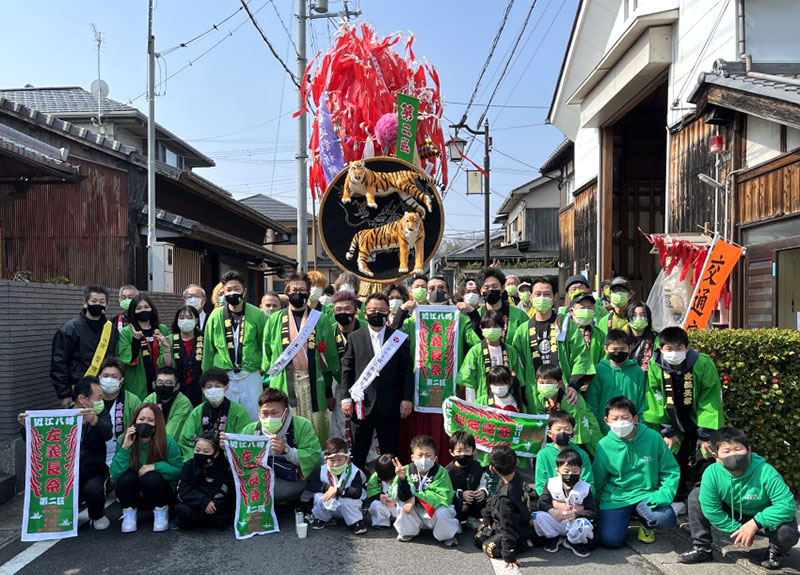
[
  {"x1": 121, "y1": 508, "x2": 137, "y2": 533},
  {"x1": 671, "y1": 501, "x2": 687, "y2": 516},
  {"x1": 92, "y1": 515, "x2": 110, "y2": 530},
  {"x1": 153, "y1": 506, "x2": 169, "y2": 532}
]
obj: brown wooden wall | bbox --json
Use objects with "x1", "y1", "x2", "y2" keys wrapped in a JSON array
[
  {"x1": 669, "y1": 116, "x2": 730, "y2": 233},
  {"x1": 559, "y1": 204, "x2": 575, "y2": 273},
  {"x1": 736, "y1": 148, "x2": 800, "y2": 225},
  {"x1": 0, "y1": 160, "x2": 129, "y2": 286}
]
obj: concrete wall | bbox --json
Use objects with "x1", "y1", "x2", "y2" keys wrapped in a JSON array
[{"x1": 0, "y1": 281, "x2": 184, "y2": 485}]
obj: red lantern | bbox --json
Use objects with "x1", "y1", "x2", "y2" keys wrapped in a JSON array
[{"x1": 710, "y1": 135, "x2": 725, "y2": 153}]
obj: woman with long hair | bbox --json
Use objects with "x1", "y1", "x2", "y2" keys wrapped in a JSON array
[
  {"x1": 170, "y1": 305, "x2": 204, "y2": 406},
  {"x1": 110, "y1": 402, "x2": 183, "y2": 533},
  {"x1": 625, "y1": 300, "x2": 659, "y2": 372},
  {"x1": 117, "y1": 295, "x2": 172, "y2": 399}
]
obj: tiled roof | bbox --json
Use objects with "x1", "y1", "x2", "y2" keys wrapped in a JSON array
[
  {"x1": 689, "y1": 60, "x2": 800, "y2": 107},
  {"x1": 240, "y1": 193, "x2": 311, "y2": 223},
  {"x1": 0, "y1": 122, "x2": 79, "y2": 176},
  {"x1": 539, "y1": 138, "x2": 573, "y2": 174},
  {"x1": 0, "y1": 86, "x2": 137, "y2": 114}
]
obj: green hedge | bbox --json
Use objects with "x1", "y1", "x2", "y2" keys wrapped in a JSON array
[{"x1": 689, "y1": 328, "x2": 800, "y2": 493}]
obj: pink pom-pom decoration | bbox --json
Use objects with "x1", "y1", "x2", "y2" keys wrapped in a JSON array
[{"x1": 374, "y1": 113, "x2": 398, "y2": 149}]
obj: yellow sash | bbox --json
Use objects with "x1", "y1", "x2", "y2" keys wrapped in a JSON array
[{"x1": 84, "y1": 321, "x2": 112, "y2": 377}]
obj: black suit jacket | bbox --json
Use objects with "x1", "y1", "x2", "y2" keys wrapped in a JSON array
[{"x1": 341, "y1": 326, "x2": 414, "y2": 418}]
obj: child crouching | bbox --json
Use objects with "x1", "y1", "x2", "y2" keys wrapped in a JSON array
[
  {"x1": 307, "y1": 437, "x2": 367, "y2": 535},
  {"x1": 367, "y1": 454, "x2": 400, "y2": 528},
  {"x1": 393, "y1": 435, "x2": 460, "y2": 546},
  {"x1": 534, "y1": 448, "x2": 597, "y2": 557}
]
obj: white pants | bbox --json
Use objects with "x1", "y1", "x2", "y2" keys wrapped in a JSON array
[
  {"x1": 226, "y1": 370, "x2": 262, "y2": 421},
  {"x1": 394, "y1": 505, "x2": 459, "y2": 541},
  {"x1": 533, "y1": 512, "x2": 593, "y2": 544},
  {"x1": 369, "y1": 499, "x2": 401, "y2": 527},
  {"x1": 312, "y1": 492, "x2": 364, "y2": 526}
]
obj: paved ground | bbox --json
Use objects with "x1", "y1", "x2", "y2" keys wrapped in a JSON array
[{"x1": 1, "y1": 495, "x2": 797, "y2": 575}]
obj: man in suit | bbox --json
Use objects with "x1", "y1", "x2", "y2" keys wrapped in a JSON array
[{"x1": 341, "y1": 293, "x2": 414, "y2": 471}]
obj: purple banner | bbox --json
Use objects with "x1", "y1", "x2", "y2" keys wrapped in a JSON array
[{"x1": 319, "y1": 93, "x2": 345, "y2": 187}]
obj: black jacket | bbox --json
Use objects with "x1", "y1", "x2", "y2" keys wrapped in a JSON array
[
  {"x1": 306, "y1": 466, "x2": 366, "y2": 500},
  {"x1": 446, "y1": 459, "x2": 484, "y2": 495},
  {"x1": 50, "y1": 311, "x2": 119, "y2": 399},
  {"x1": 341, "y1": 326, "x2": 413, "y2": 418},
  {"x1": 81, "y1": 411, "x2": 113, "y2": 479},
  {"x1": 481, "y1": 473, "x2": 535, "y2": 564},
  {"x1": 177, "y1": 456, "x2": 234, "y2": 511}
]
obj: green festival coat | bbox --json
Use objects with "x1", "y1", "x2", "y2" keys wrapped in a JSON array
[
  {"x1": 529, "y1": 388, "x2": 602, "y2": 453},
  {"x1": 178, "y1": 399, "x2": 253, "y2": 460},
  {"x1": 457, "y1": 341, "x2": 528, "y2": 409},
  {"x1": 117, "y1": 323, "x2": 171, "y2": 400},
  {"x1": 202, "y1": 303, "x2": 266, "y2": 373},
  {"x1": 143, "y1": 391, "x2": 194, "y2": 441},
  {"x1": 534, "y1": 441, "x2": 595, "y2": 495},
  {"x1": 392, "y1": 462, "x2": 454, "y2": 510},
  {"x1": 643, "y1": 351, "x2": 724, "y2": 432},
  {"x1": 261, "y1": 308, "x2": 339, "y2": 412},
  {"x1": 477, "y1": 304, "x2": 529, "y2": 348},
  {"x1": 110, "y1": 434, "x2": 184, "y2": 490},
  {"x1": 240, "y1": 414, "x2": 321, "y2": 480}
]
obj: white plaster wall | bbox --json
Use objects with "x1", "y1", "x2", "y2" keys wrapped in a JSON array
[
  {"x1": 787, "y1": 127, "x2": 800, "y2": 152},
  {"x1": 746, "y1": 116, "x2": 782, "y2": 168},
  {"x1": 574, "y1": 128, "x2": 600, "y2": 188}
]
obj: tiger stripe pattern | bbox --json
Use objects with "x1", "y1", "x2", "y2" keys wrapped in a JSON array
[
  {"x1": 342, "y1": 159, "x2": 436, "y2": 213},
  {"x1": 345, "y1": 211, "x2": 425, "y2": 277}
]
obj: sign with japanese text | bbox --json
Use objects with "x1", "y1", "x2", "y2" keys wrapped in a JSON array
[
  {"x1": 224, "y1": 434, "x2": 279, "y2": 540},
  {"x1": 395, "y1": 93, "x2": 419, "y2": 164},
  {"x1": 22, "y1": 409, "x2": 82, "y2": 541},
  {"x1": 415, "y1": 306, "x2": 459, "y2": 413},
  {"x1": 682, "y1": 237, "x2": 742, "y2": 330},
  {"x1": 442, "y1": 398, "x2": 548, "y2": 458}
]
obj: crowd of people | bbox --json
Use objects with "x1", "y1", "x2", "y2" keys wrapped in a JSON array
[{"x1": 27, "y1": 267, "x2": 797, "y2": 569}]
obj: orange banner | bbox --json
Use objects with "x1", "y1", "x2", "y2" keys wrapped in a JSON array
[{"x1": 683, "y1": 238, "x2": 743, "y2": 330}]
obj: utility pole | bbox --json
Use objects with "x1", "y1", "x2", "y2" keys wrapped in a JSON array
[
  {"x1": 146, "y1": 0, "x2": 157, "y2": 290},
  {"x1": 296, "y1": 1, "x2": 361, "y2": 273},
  {"x1": 483, "y1": 120, "x2": 491, "y2": 267}
]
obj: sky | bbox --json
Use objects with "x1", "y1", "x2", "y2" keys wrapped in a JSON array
[{"x1": 2, "y1": 0, "x2": 578, "y2": 242}]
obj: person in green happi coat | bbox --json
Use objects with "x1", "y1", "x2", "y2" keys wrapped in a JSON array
[{"x1": 117, "y1": 295, "x2": 171, "y2": 400}]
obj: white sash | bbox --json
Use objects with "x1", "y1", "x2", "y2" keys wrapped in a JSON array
[
  {"x1": 266, "y1": 309, "x2": 322, "y2": 378},
  {"x1": 351, "y1": 330, "x2": 408, "y2": 418}
]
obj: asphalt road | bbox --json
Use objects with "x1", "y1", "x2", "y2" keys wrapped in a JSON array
[{"x1": 0, "y1": 500, "x2": 713, "y2": 575}]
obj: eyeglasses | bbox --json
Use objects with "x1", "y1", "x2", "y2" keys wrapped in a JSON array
[{"x1": 154, "y1": 380, "x2": 175, "y2": 387}]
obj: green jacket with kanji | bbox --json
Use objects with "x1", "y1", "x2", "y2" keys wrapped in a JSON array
[
  {"x1": 202, "y1": 303, "x2": 266, "y2": 373},
  {"x1": 117, "y1": 323, "x2": 171, "y2": 400}
]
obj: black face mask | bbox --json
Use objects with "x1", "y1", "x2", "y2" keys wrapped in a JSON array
[
  {"x1": 225, "y1": 292, "x2": 243, "y2": 306},
  {"x1": 428, "y1": 290, "x2": 448, "y2": 304},
  {"x1": 154, "y1": 386, "x2": 175, "y2": 401},
  {"x1": 194, "y1": 453, "x2": 216, "y2": 467},
  {"x1": 484, "y1": 289, "x2": 502, "y2": 305},
  {"x1": 334, "y1": 312, "x2": 354, "y2": 326},
  {"x1": 367, "y1": 312, "x2": 388, "y2": 328},
  {"x1": 134, "y1": 310, "x2": 153, "y2": 323},
  {"x1": 553, "y1": 432, "x2": 573, "y2": 448},
  {"x1": 608, "y1": 350, "x2": 630, "y2": 364},
  {"x1": 135, "y1": 423, "x2": 155, "y2": 438},
  {"x1": 561, "y1": 473, "x2": 580, "y2": 487},
  {"x1": 288, "y1": 292, "x2": 308, "y2": 308},
  {"x1": 86, "y1": 304, "x2": 106, "y2": 317},
  {"x1": 454, "y1": 454, "x2": 473, "y2": 466},
  {"x1": 720, "y1": 453, "x2": 750, "y2": 472}
]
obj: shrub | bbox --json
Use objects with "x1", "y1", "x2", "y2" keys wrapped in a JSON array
[{"x1": 690, "y1": 328, "x2": 800, "y2": 493}]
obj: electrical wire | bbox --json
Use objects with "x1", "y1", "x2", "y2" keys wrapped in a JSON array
[
  {"x1": 159, "y1": 5, "x2": 245, "y2": 56},
  {"x1": 268, "y1": 0, "x2": 299, "y2": 58},
  {"x1": 240, "y1": 0, "x2": 301, "y2": 90}
]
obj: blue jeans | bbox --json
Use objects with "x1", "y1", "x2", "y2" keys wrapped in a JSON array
[{"x1": 597, "y1": 502, "x2": 676, "y2": 548}]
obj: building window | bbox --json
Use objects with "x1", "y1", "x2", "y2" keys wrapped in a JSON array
[
  {"x1": 288, "y1": 226, "x2": 313, "y2": 245},
  {"x1": 157, "y1": 141, "x2": 184, "y2": 169}
]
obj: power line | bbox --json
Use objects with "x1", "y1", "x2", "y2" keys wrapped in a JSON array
[
  {"x1": 268, "y1": 0, "x2": 299, "y2": 58},
  {"x1": 458, "y1": 0, "x2": 516, "y2": 125},
  {"x1": 444, "y1": 100, "x2": 547, "y2": 109},
  {"x1": 159, "y1": 5, "x2": 245, "y2": 56},
  {"x1": 240, "y1": 0, "x2": 301, "y2": 90}
]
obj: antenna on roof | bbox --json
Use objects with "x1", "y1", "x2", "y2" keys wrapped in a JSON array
[{"x1": 90, "y1": 24, "x2": 109, "y2": 135}]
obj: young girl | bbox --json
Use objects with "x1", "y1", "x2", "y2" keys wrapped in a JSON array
[
  {"x1": 626, "y1": 301, "x2": 658, "y2": 373},
  {"x1": 117, "y1": 295, "x2": 171, "y2": 400},
  {"x1": 485, "y1": 365, "x2": 526, "y2": 413},
  {"x1": 176, "y1": 431, "x2": 234, "y2": 529},
  {"x1": 110, "y1": 402, "x2": 183, "y2": 533},
  {"x1": 171, "y1": 306, "x2": 204, "y2": 406}
]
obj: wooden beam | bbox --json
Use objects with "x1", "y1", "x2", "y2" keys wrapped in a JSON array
[
  {"x1": 601, "y1": 126, "x2": 614, "y2": 280},
  {"x1": 737, "y1": 147, "x2": 800, "y2": 183},
  {"x1": 707, "y1": 87, "x2": 800, "y2": 131}
]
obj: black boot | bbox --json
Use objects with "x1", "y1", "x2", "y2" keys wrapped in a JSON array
[
  {"x1": 677, "y1": 546, "x2": 713, "y2": 564},
  {"x1": 759, "y1": 544, "x2": 782, "y2": 570}
]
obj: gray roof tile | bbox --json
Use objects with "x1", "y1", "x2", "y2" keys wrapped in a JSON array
[
  {"x1": 0, "y1": 87, "x2": 136, "y2": 114},
  {"x1": 240, "y1": 194, "x2": 310, "y2": 223}
]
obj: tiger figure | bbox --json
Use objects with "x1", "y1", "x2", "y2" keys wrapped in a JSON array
[
  {"x1": 345, "y1": 211, "x2": 425, "y2": 277},
  {"x1": 342, "y1": 159, "x2": 435, "y2": 213}
]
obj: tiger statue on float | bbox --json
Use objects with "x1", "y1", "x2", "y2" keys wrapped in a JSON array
[
  {"x1": 345, "y1": 211, "x2": 425, "y2": 277},
  {"x1": 342, "y1": 159, "x2": 437, "y2": 213}
]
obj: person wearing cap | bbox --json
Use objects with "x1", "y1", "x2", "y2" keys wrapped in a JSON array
[
  {"x1": 511, "y1": 276, "x2": 595, "y2": 406},
  {"x1": 567, "y1": 292, "x2": 606, "y2": 366},
  {"x1": 504, "y1": 275, "x2": 521, "y2": 306},
  {"x1": 516, "y1": 280, "x2": 534, "y2": 315},
  {"x1": 601, "y1": 277, "x2": 635, "y2": 333}
]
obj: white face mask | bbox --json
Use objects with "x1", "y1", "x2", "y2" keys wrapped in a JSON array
[
  {"x1": 319, "y1": 295, "x2": 332, "y2": 306},
  {"x1": 185, "y1": 297, "x2": 202, "y2": 311},
  {"x1": 339, "y1": 283, "x2": 354, "y2": 293},
  {"x1": 413, "y1": 457, "x2": 434, "y2": 472},
  {"x1": 388, "y1": 298, "x2": 403, "y2": 314},
  {"x1": 177, "y1": 318, "x2": 196, "y2": 333},
  {"x1": 204, "y1": 387, "x2": 226, "y2": 407},
  {"x1": 610, "y1": 419, "x2": 636, "y2": 438},
  {"x1": 491, "y1": 384, "x2": 510, "y2": 398},
  {"x1": 464, "y1": 292, "x2": 481, "y2": 307},
  {"x1": 99, "y1": 377, "x2": 121, "y2": 395},
  {"x1": 309, "y1": 286, "x2": 323, "y2": 303},
  {"x1": 662, "y1": 350, "x2": 687, "y2": 365}
]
